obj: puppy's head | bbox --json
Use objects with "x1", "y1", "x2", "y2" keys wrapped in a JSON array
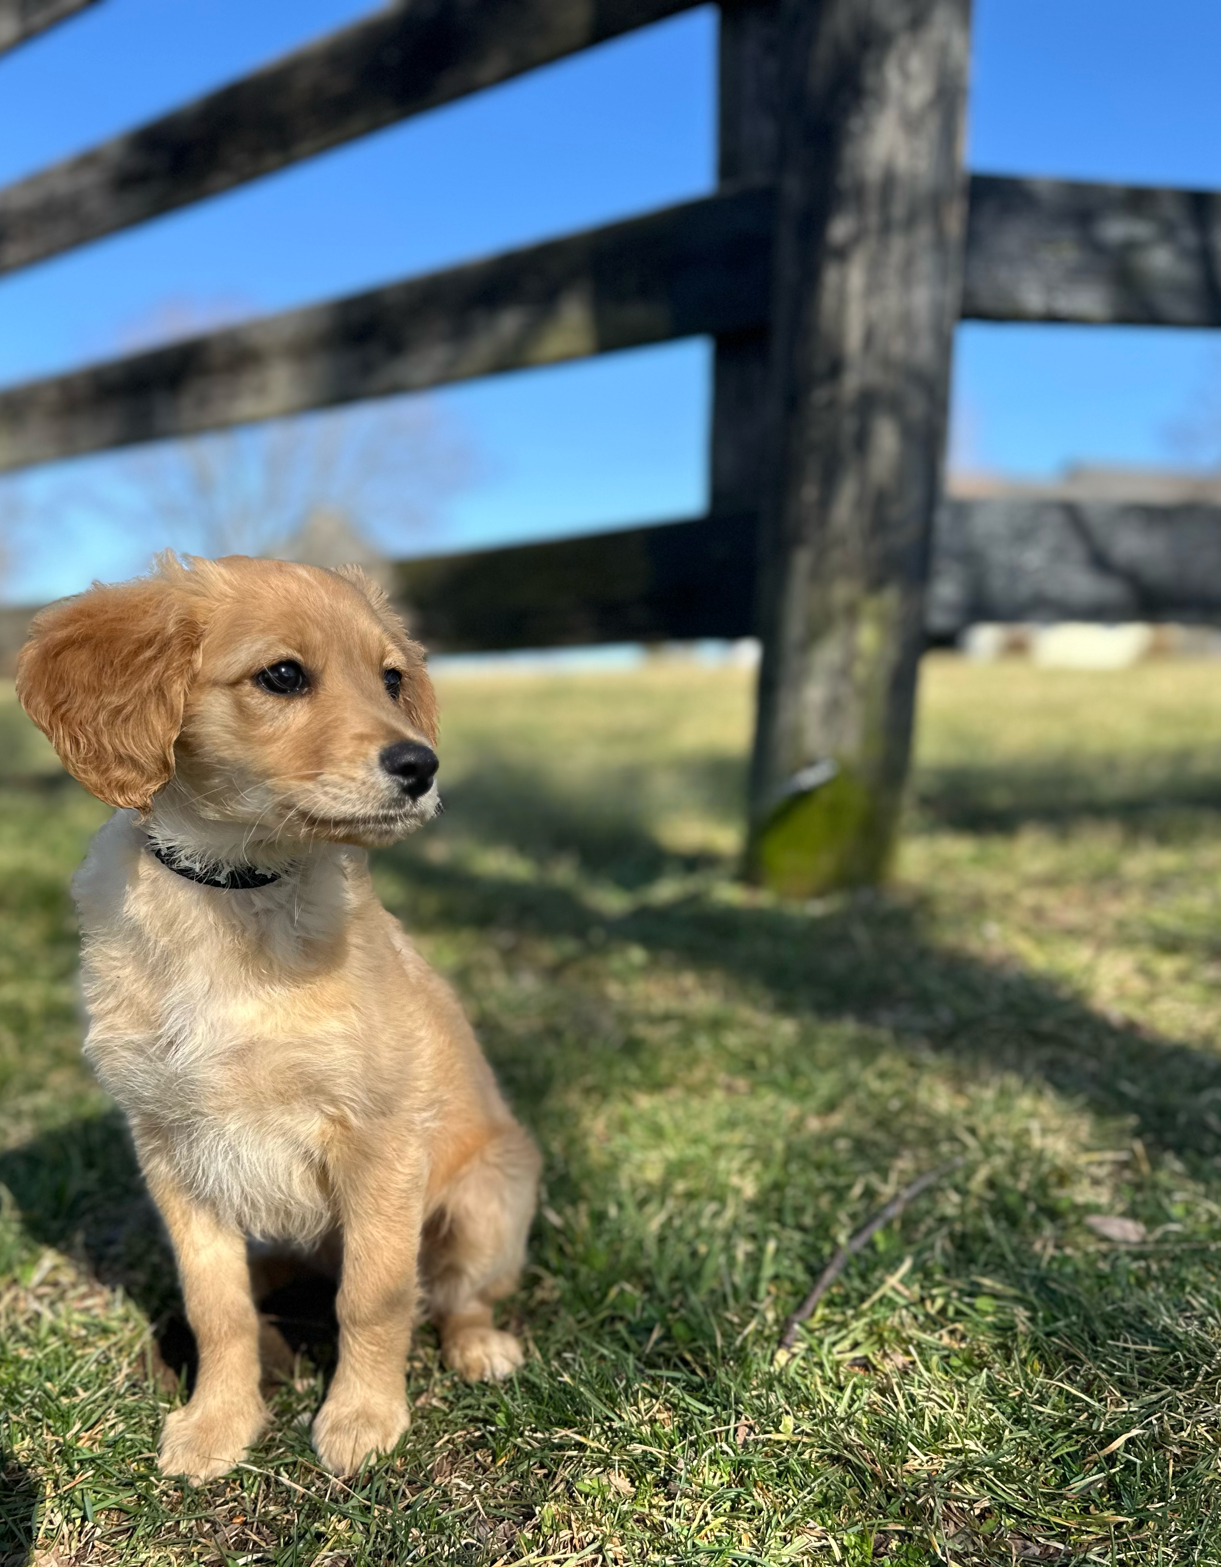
[{"x1": 17, "y1": 554, "x2": 440, "y2": 847}]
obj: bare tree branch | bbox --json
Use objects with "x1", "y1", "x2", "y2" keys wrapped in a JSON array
[{"x1": 0, "y1": 298, "x2": 480, "y2": 587}]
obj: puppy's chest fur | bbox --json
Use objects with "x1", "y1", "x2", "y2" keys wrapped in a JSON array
[{"x1": 74, "y1": 814, "x2": 416, "y2": 1243}]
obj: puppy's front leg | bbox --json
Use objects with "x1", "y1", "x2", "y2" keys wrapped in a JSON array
[
  {"x1": 146, "y1": 1169, "x2": 268, "y2": 1482},
  {"x1": 312, "y1": 1149, "x2": 425, "y2": 1475}
]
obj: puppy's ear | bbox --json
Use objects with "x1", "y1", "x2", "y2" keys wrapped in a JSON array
[
  {"x1": 16, "y1": 576, "x2": 204, "y2": 810},
  {"x1": 332, "y1": 563, "x2": 439, "y2": 747}
]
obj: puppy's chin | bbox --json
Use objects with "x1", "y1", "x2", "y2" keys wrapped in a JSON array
[
  {"x1": 283, "y1": 788, "x2": 440, "y2": 849},
  {"x1": 327, "y1": 817, "x2": 418, "y2": 849},
  {"x1": 170, "y1": 783, "x2": 440, "y2": 853}
]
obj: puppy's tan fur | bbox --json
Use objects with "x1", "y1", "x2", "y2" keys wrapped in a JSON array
[{"x1": 17, "y1": 554, "x2": 540, "y2": 1481}]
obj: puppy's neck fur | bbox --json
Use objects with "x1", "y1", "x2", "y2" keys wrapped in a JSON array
[
  {"x1": 144, "y1": 780, "x2": 309, "y2": 880},
  {"x1": 101, "y1": 805, "x2": 356, "y2": 975},
  {"x1": 138, "y1": 783, "x2": 358, "y2": 966}
]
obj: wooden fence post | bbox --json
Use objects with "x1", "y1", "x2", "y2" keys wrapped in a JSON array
[{"x1": 745, "y1": 0, "x2": 972, "y2": 897}]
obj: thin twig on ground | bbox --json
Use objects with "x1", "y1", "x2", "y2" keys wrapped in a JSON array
[{"x1": 776, "y1": 1159, "x2": 964, "y2": 1354}]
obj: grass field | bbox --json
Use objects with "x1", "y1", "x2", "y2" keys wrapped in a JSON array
[{"x1": 4, "y1": 655, "x2": 1221, "y2": 1565}]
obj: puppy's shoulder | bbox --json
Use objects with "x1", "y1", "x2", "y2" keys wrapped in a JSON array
[
  {"x1": 374, "y1": 905, "x2": 465, "y2": 1007},
  {"x1": 377, "y1": 903, "x2": 424, "y2": 969}
]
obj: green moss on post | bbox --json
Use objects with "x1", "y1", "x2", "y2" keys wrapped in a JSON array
[{"x1": 752, "y1": 765, "x2": 895, "y2": 899}]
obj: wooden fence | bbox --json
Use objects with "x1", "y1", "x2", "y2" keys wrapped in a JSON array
[{"x1": 1, "y1": 0, "x2": 1218, "y2": 893}]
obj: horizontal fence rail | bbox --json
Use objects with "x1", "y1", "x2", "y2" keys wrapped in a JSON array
[
  {"x1": 0, "y1": 188, "x2": 773, "y2": 472},
  {"x1": 393, "y1": 512, "x2": 757, "y2": 650},
  {"x1": 928, "y1": 499, "x2": 1221, "y2": 633},
  {"x1": 4, "y1": 501, "x2": 1218, "y2": 668},
  {"x1": 398, "y1": 501, "x2": 1221, "y2": 646},
  {"x1": 0, "y1": 0, "x2": 95, "y2": 57},
  {"x1": 3, "y1": 174, "x2": 1221, "y2": 474},
  {"x1": 395, "y1": 503, "x2": 1221, "y2": 648},
  {"x1": 963, "y1": 175, "x2": 1221, "y2": 326},
  {"x1": 0, "y1": 0, "x2": 699, "y2": 276}
]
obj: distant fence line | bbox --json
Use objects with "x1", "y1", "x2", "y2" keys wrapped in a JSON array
[{"x1": 0, "y1": 0, "x2": 1218, "y2": 891}]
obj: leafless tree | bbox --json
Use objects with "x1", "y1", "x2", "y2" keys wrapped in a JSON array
[
  {"x1": 1165, "y1": 344, "x2": 1221, "y2": 476},
  {"x1": 0, "y1": 297, "x2": 480, "y2": 583},
  {"x1": 91, "y1": 394, "x2": 477, "y2": 562}
]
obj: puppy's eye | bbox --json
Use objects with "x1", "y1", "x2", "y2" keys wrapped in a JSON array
[
  {"x1": 255, "y1": 660, "x2": 309, "y2": 696},
  {"x1": 383, "y1": 668, "x2": 403, "y2": 701}
]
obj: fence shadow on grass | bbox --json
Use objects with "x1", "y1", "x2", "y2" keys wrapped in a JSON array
[
  {"x1": 0, "y1": 1455, "x2": 38, "y2": 1567},
  {"x1": 389, "y1": 846, "x2": 1221, "y2": 1168},
  {"x1": 4, "y1": 738, "x2": 1221, "y2": 1405},
  {"x1": 387, "y1": 745, "x2": 1221, "y2": 1172},
  {"x1": 373, "y1": 763, "x2": 1221, "y2": 1399},
  {"x1": 436, "y1": 749, "x2": 746, "y2": 890},
  {"x1": 0, "y1": 1114, "x2": 340, "y2": 1393},
  {"x1": 369, "y1": 818, "x2": 1221, "y2": 1413},
  {"x1": 916, "y1": 755, "x2": 1221, "y2": 838}
]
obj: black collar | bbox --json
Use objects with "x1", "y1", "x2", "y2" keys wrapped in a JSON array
[{"x1": 147, "y1": 840, "x2": 281, "y2": 890}]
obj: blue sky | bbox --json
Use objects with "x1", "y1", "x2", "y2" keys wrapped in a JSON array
[{"x1": 0, "y1": 0, "x2": 1219, "y2": 601}]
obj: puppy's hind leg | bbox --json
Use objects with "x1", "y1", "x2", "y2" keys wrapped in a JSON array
[{"x1": 423, "y1": 1122, "x2": 541, "y2": 1383}]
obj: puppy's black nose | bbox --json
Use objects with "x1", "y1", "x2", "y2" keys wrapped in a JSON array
[{"x1": 380, "y1": 741, "x2": 438, "y2": 800}]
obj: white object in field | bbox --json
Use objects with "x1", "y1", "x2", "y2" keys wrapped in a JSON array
[
  {"x1": 961, "y1": 624, "x2": 1011, "y2": 662},
  {"x1": 1030, "y1": 623, "x2": 1154, "y2": 670}
]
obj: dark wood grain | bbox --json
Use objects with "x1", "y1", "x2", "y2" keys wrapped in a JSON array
[
  {"x1": 0, "y1": 0, "x2": 697, "y2": 276},
  {"x1": 397, "y1": 499, "x2": 1221, "y2": 648},
  {"x1": 0, "y1": 0, "x2": 96, "y2": 56},
  {"x1": 928, "y1": 498, "x2": 1221, "y2": 633},
  {"x1": 0, "y1": 188, "x2": 773, "y2": 473},
  {"x1": 745, "y1": 0, "x2": 973, "y2": 896},
  {"x1": 963, "y1": 174, "x2": 1221, "y2": 325},
  {"x1": 392, "y1": 513, "x2": 758, "y2": 651}
]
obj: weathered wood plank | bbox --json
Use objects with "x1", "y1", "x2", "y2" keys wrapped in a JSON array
[
  {"x1": 0, "y1": 0, "x2": 697, "y2": 276},
  {"x1": 928, "y1": 498, "x2": 1221, "y2": 633},
  {"x1": 393, "y1": 513, "x2": 758, "y2": 651},
  {"x1": 963, "y1": 174, "x2": 1221, "y2": 326},
  {"x1": 0, "y1": 0, "x2": 96, "y2": 57},
  {"x1": 746, "y1": 0, "x2": 972, "y2": 897},
  {"x1": 0, "y1": 188, "x2": 773, "y2": 474},
  {"x1": 394, "y1": 500, "x2": 1221, "y2": 651}
]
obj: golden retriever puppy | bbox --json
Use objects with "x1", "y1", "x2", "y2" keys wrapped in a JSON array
[{"x1": 16, "y1": 553, "x2": 540, "y2": 1482}]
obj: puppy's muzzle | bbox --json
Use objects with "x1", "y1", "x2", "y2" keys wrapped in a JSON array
[{"x1": 380, "y1": 741, "x2": 439, "y2": 801}]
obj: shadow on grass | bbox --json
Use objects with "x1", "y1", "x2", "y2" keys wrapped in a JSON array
[
  {"x1": 916, "y1": 755, "x2": 1221, "y2": 838},
  {"x1": 0, "y1": 1114, "x2": 189, "y2": 1386},
  {"x1": 441, "y1": 734, "x2": 1221, "y2": 869},
  {"x1": 4, "y1": 746, "x2": 1221, "y2": 1405},
  {"x1": 386, "y1": 846, "x2": 1221, "y2": 1169},
  {"x1": 0, "y1": 1455, "x2": 37, "y2": 1567},
  {"x1": 391, "y1": 736, "x2": 1221, "y2": 1171},
  {"x1": 436, "y1": 748, "x2": 746, "y2": 890},
  {"x1": 0, "y1": 1116, "x2": 340, "y2": 1392}
]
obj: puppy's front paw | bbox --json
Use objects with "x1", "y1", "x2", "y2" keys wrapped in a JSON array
[
  {"x1": 443, "y1": 1326, "x2": 524, "y2": 1382},
  {"x1": 158, "y1": 1396, "x2": 267, "y2": 1483},
  {"x1": 312, "y1": 1393, "x2": 409, "y2": 1475}
]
